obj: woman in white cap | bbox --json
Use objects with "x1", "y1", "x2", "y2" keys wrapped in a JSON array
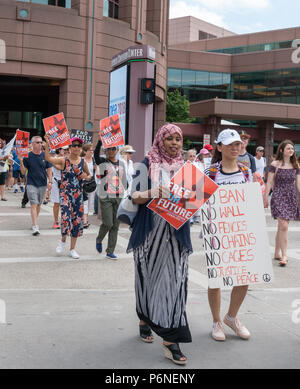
[{"x1": 204, "y1": 129, "x2": 253, "y2": 342}]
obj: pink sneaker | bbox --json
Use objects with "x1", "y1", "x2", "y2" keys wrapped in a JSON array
[
  {"x1": 223, "y1": 315, "x2": 251, "y2": 340},
  {"x1": 211, "y1": 322, "x2": 226, "y2": 341},
  {"x1": 52, "y1": 222, "x2": 60, "y2": 229}
]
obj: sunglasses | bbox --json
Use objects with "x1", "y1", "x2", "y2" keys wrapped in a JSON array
[
  {"x1": 34, "y1": 141, "x2": 43, "y2": 144},
  {"x1": 106, "y1": 147, "x2": 117, "y2": 151},
  {"x1": 71, "y1": 143, "x2": 82, "y2": 148}
]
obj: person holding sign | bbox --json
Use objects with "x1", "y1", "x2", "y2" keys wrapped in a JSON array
[
  {"x1": 127, "y1": 124, "x2": 192, "y2": 366},
  {"x1": 204, "y1": 129, "x2": 252, "y2": 342},
  {"x1": 263, "y1": 140, "x2": 300, "y2": 266},
  {"x1": 94, "y1": 136, "x2": 127, "y2": 260},
  {"x1": 44, "y1": 135, "x2": 91, "y2": 259}
]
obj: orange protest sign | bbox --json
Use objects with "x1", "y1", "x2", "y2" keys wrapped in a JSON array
[
  {"x1": 100, "y1": 114, "x2": 125, "y2": 149},
  {"x1": 42, "y1": 112, "x2": 71, "y2": 150},
  {"x1": 15, "y1": 130, "x2": 30, "y2": 158},
  {"x1": 147, "y1": 161, "x2": 219, "y2": 230}
]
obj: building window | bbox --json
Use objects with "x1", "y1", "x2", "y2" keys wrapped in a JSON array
[
  {"x1": 17, "y1": 0, "x2": 71, "y2": 8},
  {"x1": 103, "y1": 0, "x2": 119, "y2": 19}
]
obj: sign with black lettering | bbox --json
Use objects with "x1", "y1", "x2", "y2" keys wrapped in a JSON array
[
  {"x1": 201, "y1": 183, "x2": 273, "y2": 289},
  {"x1": 70, "y1": 130, "x2": 94, "y2": 144}
]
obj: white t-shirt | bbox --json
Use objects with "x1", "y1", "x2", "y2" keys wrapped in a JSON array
[
  {"x1": 204, "y1": 165, "x2": 253, "y2": 186},
  {"x1": 254, "y1": 156, "x2": 265, "y2": 177}
]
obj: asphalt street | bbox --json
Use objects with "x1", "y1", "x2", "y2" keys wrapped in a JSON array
[{"x1": 0, "y1": 189, "x2": 300, "y2": 369}]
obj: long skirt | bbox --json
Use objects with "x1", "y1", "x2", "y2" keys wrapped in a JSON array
[{"x1": 133, "y1": 214, "x2": 192, "y2": 343}]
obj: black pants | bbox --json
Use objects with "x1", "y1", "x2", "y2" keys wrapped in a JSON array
[{"x1": 21, "y1": 187, "x2": 29, "y2": 206}]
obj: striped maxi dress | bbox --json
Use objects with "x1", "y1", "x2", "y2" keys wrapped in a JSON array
[{"x1": 133, "y1": 213, "x2": 192, "y2": 343}]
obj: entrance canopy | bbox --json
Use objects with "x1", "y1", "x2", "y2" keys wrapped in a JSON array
[{"x1": 190, "y1": 98, "x2": 300, "y2": 124}]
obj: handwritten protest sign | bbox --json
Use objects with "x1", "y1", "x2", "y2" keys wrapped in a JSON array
[
  {"x1": 42, "y1": 112, "x2": 71, "y2": 150},
  {"x1": 200, "y1": 183, "x2": 273, "y2": 289},
  {"x1": 70, "y1": 130, "x2": 94, "y2": 144},
  {"x1": 147, "y1": 161, "x2": 219, "y2": 230},
  {"x1": 100, "y1": 114, "x2": 125, "y2": 149},
  {"x1": 15, "y1": 130, "x2": 30, "y2": 158}
]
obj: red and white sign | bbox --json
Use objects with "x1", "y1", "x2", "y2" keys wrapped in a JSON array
[
  {"x1": 203, "y1": 134, "x2": 210, "y2": 146},
  {"x1": 201, "y1": 183, "x2": 273, "y2": 289},
  {"x1": 43, "y1": 112, "x2": 71, "y2": 150},
  {"x1": 100, "y1": 114, "x2": 125, "y2": 149},
  {"x1": 147, "y1": 161, "x2": 219, "y2": 230},
  {"x1": 15, "y1": 130, "x2": 30, "y2": 158}
]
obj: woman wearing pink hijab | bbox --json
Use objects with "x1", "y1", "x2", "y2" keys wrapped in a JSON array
[{"x1": 127, "y1": 124, "x2": 193, "y2": 365}]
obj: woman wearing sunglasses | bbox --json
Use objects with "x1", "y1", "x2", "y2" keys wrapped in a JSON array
[{"x1": 44, "y1": 136, "x2": 91, "y2": 259}]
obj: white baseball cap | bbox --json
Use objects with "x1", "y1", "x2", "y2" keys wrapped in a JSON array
[{"x1": 215, "y1": 129, "x2": 243, "y2": 145}]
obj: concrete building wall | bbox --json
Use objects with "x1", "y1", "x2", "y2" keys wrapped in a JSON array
[
  {"x1": 169, "y1": 16, "x2": 236, "y2": 47},
  {"x1": 0, "y1": 0, "x2": 169, "y2": 138}
]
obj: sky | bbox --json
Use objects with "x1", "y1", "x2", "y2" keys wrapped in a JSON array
[{"x1": 169, "y1": 0, "x2": 300, "y2": 35}]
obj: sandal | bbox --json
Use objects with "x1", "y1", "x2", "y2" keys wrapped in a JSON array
[
  {"x1": 279, "y1": 257, "x2": 288, "y2": 266},
  {"x1": 163, "y1": 343, "x2": 187, "y2": 365},
  {"x1": 139, "y1": 324, "x2": 154, "y2": 343},
  {"x1": 83, "y1": 223, "x2": 90, "y2": 229}
]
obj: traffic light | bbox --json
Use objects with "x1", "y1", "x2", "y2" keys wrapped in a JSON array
[{"x1": 140, "y1": 78, "x2": 155, "y2": 104}]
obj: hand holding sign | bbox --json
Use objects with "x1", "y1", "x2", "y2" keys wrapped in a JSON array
[
  {"x1": 43, "y1": 113, "x2": 71, "y2": 150},
  {"x1": 100, "y1": 114, "x2": 125, "y2": 149}
]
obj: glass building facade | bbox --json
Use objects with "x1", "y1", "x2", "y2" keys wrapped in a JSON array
[
  {"x1": 206, "y1": 40, "x2": 293, "y2": 55},
  {"x1": 17, "y1": 0, "x2": 71, "y2": 8},
  {"x1": 167, "y1": 67, "x2": 300, "y2": 129}
]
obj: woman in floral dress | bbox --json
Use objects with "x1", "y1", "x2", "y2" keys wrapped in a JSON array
[
  {"x1": 264, "y1": 140, "x2": 300, "y2": 266},
  {"x1": 44, "y1": 136, "x2": 91, "y2": 259}
]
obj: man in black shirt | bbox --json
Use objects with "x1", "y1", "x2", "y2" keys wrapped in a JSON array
[{"x1": 20, "y1": 136, "x2": 52, "y2": 235}]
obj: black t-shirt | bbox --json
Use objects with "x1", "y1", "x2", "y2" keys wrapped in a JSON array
[{"x1": 23, "y1": 152, "x2": 52, "y2": 187}]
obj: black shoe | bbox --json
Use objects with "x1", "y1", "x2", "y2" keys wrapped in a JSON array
[
  {"x1": 163, "y1": 343, "x2": 187, "y2": 365},
  {"x1": 21, "y1": 204, "x2": 26, "y2": 208},
  {"x1": 139, "y1": 324, "x2": 154, "y2": 343}
]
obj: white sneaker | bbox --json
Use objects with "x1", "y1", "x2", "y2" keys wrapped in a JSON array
[
  {"x1": 223, "y1": 315, "x2": 251, "y2": 340},
  {"x1": 69, "y1": 249, "x2": 80, "y2": 259},
  {"x1": 32, "y1": 225, "x2": 40, "y2": 236},
  {"x1": 56, "y1": 241, "x2": 66, "y2": 256},
  {"x1": 211, "y1": 322, "x2": 226, "y2": 341}
]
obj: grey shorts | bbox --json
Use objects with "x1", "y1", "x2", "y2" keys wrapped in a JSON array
[{"x1": 27, "y1": 185, "x2": 47, "y2": 205}]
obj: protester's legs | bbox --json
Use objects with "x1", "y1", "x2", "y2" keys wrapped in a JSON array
[
  {"x1": 277, "y1": 218, "x2": 289, "y2": 259},
  {"x1": 227, "y1": 285, "x2": 249, "y2": 317},
  {"x1": 53, "y1": 203, "x2": 60, "y2": 223},
  {"x1": 208, "y1": 288, "x2": 222, "y2": 322},
  {"x1": 106, "y1": 198, "x2": 121, "y2": 254},
  {"x1": 0, "y1": 184, "x2": 5, "y2": 199},
  {"x1": 97, "y1": 198, "x2": 113, "y2": 243}
]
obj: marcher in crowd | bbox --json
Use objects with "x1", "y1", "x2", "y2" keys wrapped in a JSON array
[
  {"x1": 0, "y1": 138, "x2": 10, "y2": 201},
  {"x1": 263, "y1": 140, "x2": 300, "y2": 266},
  {"x1": 94, "y1": 137, "x2": 127, "y2": 260},
  {"x1": 19, "y1": 136, "x2": 52, "y2": 235},
  {"x1": 254, "y1": 146, "x2": 266, "y2": 180},
  {"x1": 50, "y1": 147, "x2": 66, "y2": 229},
  {"x1": 82, "y1": 143, "x2": 96, "y2": 229},
  {"x1": 44, "y1": 136, "x2": 91, "y2": 259},
  {"x1": 119, "y1": 145, "x2": 136, "y2": 195},
  {"x1": 186, "y1": 149, "x2": 197, "y2": 162},
  {"x1": 204, "y1": 129, "x2": 252, "y2": 342},
  {"x1": 237, "y1": 130, "x2": 256, "y2": 173},
  {"x1": 128, "y1": 123, "x2": 192, "y2": 365},
  {"x1": 12, "y1": 147, "x2": 25, "y2": 193}
]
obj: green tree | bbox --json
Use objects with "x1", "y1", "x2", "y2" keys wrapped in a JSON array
[{"x1": 166, "y1": 89, "x2": 193, "y2": 123}]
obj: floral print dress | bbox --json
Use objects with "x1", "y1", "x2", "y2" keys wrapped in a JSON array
[
  {"x1": 269, "y1": 165, "x2": 300, "y2": 220},
  {"x1": 60, "y1": 158, "x2": 85, "y2": 238}
]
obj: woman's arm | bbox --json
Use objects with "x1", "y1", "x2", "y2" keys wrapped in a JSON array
[
  {"x1": 43, "y1": 135, "x2": 65, "y2": 170},
  {"x1": 132, "y1": 186, "x2": 170, "y2": 205},
  {"x1": 82, "y1": 160, "x2": 92, "y2": 181},
  {"x1": 296, "y1": 171, "x2": 300, "y2": 193},
  {"x1": 263, "y1": 163, "x2": 277, "y2": 208}
]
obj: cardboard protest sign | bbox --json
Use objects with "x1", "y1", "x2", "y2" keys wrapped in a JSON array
[
  {"x1": 15, "y1": 130, "x2": 30, "y2": 158},
  {"x1": 100, "y1": 114, "x2": 125, "y2": 149},
  {"x1": 42, "y1": 113, "x2": 71, "y2": 150},
  {"x1": 70, "y1": 130, "x2": 94, "y2": 144},
  {"x1": 147, "y1": 161, "x2": 219, "y2": 230},
  {"x1": 200, "y1": 183, "x2": 273, "y2": 289}
]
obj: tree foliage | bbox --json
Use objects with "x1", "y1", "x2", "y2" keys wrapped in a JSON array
[{"x1": 166, "y1": 89, "x2": 193, "y2": 123}]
